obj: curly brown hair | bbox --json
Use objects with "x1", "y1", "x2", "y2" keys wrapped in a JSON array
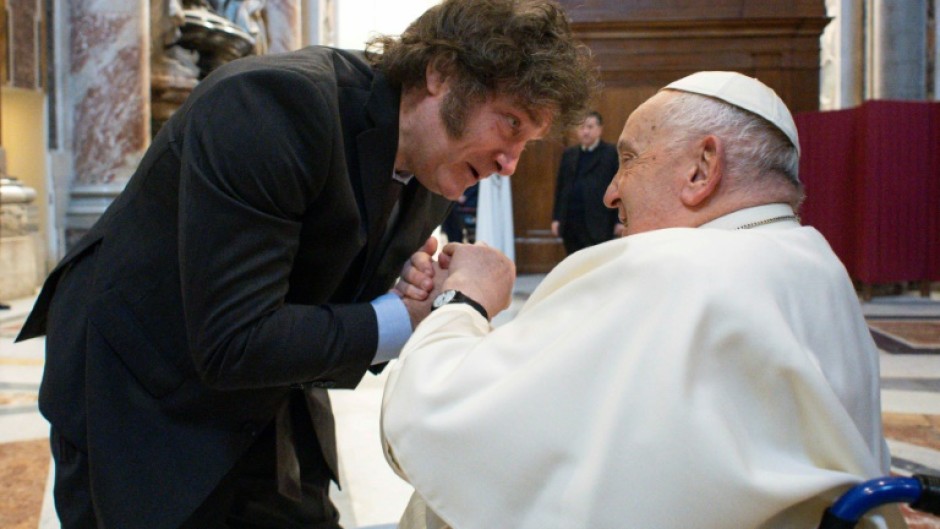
[{"x1": 366, "y1": 0, "x2": 598, "y2": 137}]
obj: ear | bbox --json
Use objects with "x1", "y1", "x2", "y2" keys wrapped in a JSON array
[
  {"x1": 680, "y1": 135, "x2": 722, "y2": 208},
  {"x1": 424, "y1": 62, "x2": 447, "y2": 97}
]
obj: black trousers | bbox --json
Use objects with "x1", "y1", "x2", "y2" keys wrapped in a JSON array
[
  {"x1": 50, "y1": 392, "x2": 340, "y2": 529},
  {"x1": 561, "y1": 217, "x2": 595, "y2": 255}
]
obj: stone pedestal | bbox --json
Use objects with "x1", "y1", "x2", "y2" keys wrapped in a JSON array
[{"x1": 0, "y1": 177, "x2": 43, "y2": 300}]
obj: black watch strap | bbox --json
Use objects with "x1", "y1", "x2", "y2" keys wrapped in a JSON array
[{"x1": 432, "y1": 290, "x2": 490, "y2": 320}]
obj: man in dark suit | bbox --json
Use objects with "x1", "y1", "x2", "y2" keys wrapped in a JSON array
[
  {"x1": 551, "y1": 111, "x2": 622, "y2": 254},
  {"x1": 15, "y1": 1, "x2": 595, "y2": 527}
]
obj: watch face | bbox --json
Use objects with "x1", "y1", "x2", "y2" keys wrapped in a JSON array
[{"x1": 433, "y1": 289, "x2": 457, "y2": 309}]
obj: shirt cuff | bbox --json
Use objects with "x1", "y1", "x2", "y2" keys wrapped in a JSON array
[{"x1": 371, "y1": 292, "x2": 412, "y2": 365}]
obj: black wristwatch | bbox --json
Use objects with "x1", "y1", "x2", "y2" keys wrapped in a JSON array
[{"x1": 431, "y1": 289, "x2": 489, "y2": 320}]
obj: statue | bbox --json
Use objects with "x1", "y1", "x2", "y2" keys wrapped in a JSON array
[
  {"x1": 149, "y1": 0, "x2": 261, "y2": 135},
  {"x1": 150, "y1": 0, "x2": 201, "y2": 135},
  {"x1": 150, "y1": 0, "x2": 201, "y2": 82},
  {"x1": 175, "y1": 0, "x2": 256, "y2": 76},
  {"x1": 215, "y1": 0, "x2": 270, "y2": 56}
]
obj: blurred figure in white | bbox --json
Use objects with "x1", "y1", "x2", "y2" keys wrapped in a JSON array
[{"x1": 474, "y1": 174, "x2": 514, "y2": 261}]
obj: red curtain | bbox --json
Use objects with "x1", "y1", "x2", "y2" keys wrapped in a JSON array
[{"x1": 795, "y1": 101, "x2": 940, "y2": 284}]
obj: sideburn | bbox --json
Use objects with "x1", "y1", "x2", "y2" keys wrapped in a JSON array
[{"x1": 440, "y1": 90, "x2": 468, "y2": 139}]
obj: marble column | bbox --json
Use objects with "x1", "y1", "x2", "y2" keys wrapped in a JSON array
[
  {"x1": 935, "y1": 0, "x2": 939, "y2": 100},
  {"x1": 299, "y1": 0, "x2": 339, "y2": 48},
  {"x1": 65, "y1": 0, "x2": 150, "y2": 245},
  {"x1": 835, "y1": 0, "x2": 865, "y2": 109},
  {"x1": 870, "y1": 0, "x2": 927, "y2": 100},
  {"x1": 299, "y1": 0, "x2": 318, "y2": 46},
  {"x1": 266, "y1": 0, "x2": 302, "y2": 53},
  {"x1": 317, "y1": 0, "x2": 337, "y2": 47}
]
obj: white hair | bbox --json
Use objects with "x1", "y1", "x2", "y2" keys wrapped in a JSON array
[{"x1": 658, "y1": 90, "x2": 801, "y2": 191}]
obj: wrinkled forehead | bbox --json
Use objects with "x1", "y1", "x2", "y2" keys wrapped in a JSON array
[{"x1": 619, "y1": 92, "x2": 674, "y2": 148}]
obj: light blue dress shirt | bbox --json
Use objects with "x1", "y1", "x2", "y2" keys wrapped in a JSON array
[{"x1": 370, "y1": 290, "x2": 412, "y2": 365}]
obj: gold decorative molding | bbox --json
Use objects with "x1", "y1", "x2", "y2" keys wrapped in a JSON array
[
  {"x1": 571, "y1": 17, "x2": 831, "y2": 40},
  {"x1": 4, "y1": 0, "x2": 44, "y2": 90}
]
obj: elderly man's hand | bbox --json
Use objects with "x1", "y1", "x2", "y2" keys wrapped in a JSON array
[{"x1": 440, "y1": 242, "x2": 515, "y2": 319}]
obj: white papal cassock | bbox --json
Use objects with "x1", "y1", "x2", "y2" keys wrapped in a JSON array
[{"x1": 381, "y1": 204, "x2": 905, "y2": 529}]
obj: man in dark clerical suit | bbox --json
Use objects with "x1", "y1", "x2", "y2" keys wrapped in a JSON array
[
  {"x1": 15, "y1": 1, "x2": 596, "y2": 527},
  {"x1": 552, "y1": 111, "x2": 622, "y2": 255}
]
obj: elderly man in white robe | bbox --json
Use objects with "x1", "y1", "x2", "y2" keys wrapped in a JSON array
[{"x1": 383, "y1": 72, "x2": 905, "y2": 529}]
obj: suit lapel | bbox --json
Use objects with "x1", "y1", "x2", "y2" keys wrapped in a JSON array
[
  {"x1": 360, "y1": 183, "x2": 451, "y2": 299},
  {"x1": 356, "y1": 127, "x2": 397, "y2": 248},
  {"x1": 349, "y1": 71, "x2": 402, "y2": 299},
  {"x1": 380, "y1": 182, "x2": 428, "y2": 262}
]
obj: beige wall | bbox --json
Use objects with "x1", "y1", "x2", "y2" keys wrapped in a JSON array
[{"x1": 2, "y1": 87, "x2": 49, "y2": 273}]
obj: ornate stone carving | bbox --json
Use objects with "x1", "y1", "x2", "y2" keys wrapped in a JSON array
[
  {"x1": 213, "y1": 0, "x2": 270, "y2": 55},
  {"x1": 151, "y1": 0, "x2": 201, "y2": 134},
  {"x1": 177, "y1": 3, "x2": 256, "y2": 76}
]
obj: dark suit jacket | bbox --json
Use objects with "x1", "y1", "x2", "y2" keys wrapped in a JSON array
[
  {"x1": 551, "y1": 140, "x2": 620, "y2": 244},
  {"x1": 18, "y1": 47, "x2": 450, "y2": 529}
]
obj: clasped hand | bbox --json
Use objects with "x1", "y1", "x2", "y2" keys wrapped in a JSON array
[{"x1": 393, "y1": 237, "x2": 516, "y2": 328}]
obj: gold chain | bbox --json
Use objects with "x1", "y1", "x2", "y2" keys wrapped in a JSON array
[{"x1": 736, "y1": 215, "x2": 800, "y2": 230}]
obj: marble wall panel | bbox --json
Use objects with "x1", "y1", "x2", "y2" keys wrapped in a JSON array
[{"x1": 68, "y1": 5, "x2": 148, "y2": 186}]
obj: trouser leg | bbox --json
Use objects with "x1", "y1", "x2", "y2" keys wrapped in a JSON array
[
  {"x1": 182, "y1": 392, "x2": 340, "y2": 529},
  {"x1": 49, "y1": 427, "x2": 99, "y2": 529}
]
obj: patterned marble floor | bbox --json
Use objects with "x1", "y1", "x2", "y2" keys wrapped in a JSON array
[{"x1": 2, "y1": 280, "x2": 940, "y2": 528}]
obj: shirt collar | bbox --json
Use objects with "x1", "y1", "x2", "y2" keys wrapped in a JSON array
[
  {"x1": 581, "y1": 139, "x2": 600, "y2": 152},
  {"x1": 699, "y1": 203, "x2": 798, "y2": 230},
  {"x1": 392, "y1": 170, "x2": 414, "y2": 185}
]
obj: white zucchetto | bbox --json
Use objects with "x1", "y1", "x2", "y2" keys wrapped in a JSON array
[{"x1": 662, "y1": 71, "x2": 801, "y2": 157}]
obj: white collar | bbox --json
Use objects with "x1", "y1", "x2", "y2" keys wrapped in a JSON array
[
  {"x1": 581, "y1": 139, "x2": 600, "y2": 152},
  {"x1": 392, "y1": 170, "x2": 414, "y2": 185},
  {"x1": 699, "y1": 204, "x2": 799, "y2": 231}
]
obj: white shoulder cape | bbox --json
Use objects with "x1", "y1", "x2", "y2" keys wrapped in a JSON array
[{"x1": 382, "y1": 226, "x2": 903, "y2": 529}]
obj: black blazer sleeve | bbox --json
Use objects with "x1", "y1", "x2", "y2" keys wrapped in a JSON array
[
  {"x1": 552, "y1": 147, "x2": 575, "y2": 222},
  {"x1": 177, "y1": 68, "x2": 375, "y2": 390}
]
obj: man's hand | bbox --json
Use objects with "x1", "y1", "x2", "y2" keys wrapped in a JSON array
[
  {"x1": 393, "y1": 237, "x2": 438, "y2": 301},
  {"x1": 551, "y1": 220, "x2": 561, "y2": 237},
  {"x1": 394, "y1": 237, "x2": 451, "y2": 329},
  {"x1": 440, "y1": 243, "x2": 515, "y2": 319},
  {"x1": 401, "y1": 261, "x2": 448, "y2": 329}
]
